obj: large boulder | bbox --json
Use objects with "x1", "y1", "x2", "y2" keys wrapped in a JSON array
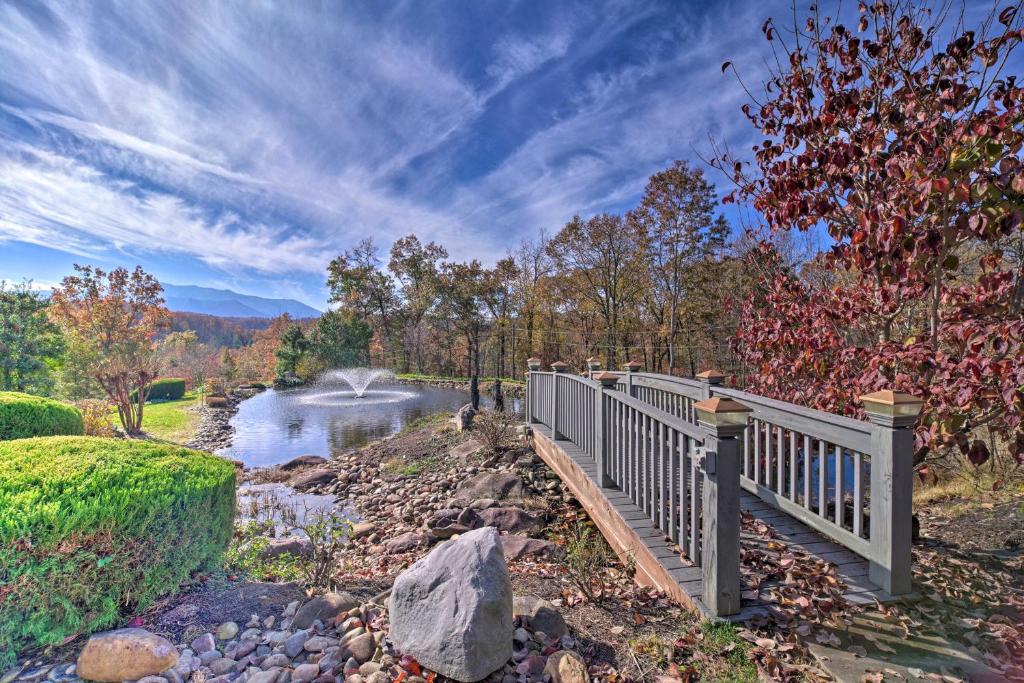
[
  {"x1": 452, "y1": 471, "x2": 529, "y2": 505},
  {"x1": 453, "y1": 404, "x2": 476, "y2": 432},
  {"x1": 292, "y1": 592, "x2": 360, "y2": 629},
  {"x1": 389, "y1": 527, "x2": 513, "y2": 682},
  {"x1": 76, "y1": 629, "x2": 178, "y2": 682}
]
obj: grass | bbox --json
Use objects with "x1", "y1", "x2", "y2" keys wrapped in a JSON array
[
  {"x1": 625, "y1": 620, "x2": 756, "y2": 682},
  {"x1": 109, "y1": 390, "x2": 201, "y2": 443},
  {"x1": 695, "y1": 621, "x2": 758, "y2": 682},
  {"x1": 382, "y1": 455, "x2": 440, "y2": 476}
]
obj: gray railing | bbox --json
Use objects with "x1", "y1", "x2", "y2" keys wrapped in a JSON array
[
  {"x1": 527, "y1": 365, "x2": 743, "y2": 616},
  {"x1": 526, "y1": 362, "x2": 919, "y2": 613}
]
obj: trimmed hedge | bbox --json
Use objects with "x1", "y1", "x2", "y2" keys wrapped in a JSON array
[
  {"x1": 0, "y1": 437, "x2": 236, "y2": 664},
  {"x1": 131, "y1": 377, "x2": 187, "y2": 403},
  {"x1": 0, "y1": 392, "x2": 84, "y2": 440}
]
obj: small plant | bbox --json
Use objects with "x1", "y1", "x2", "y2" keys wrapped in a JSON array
[
  {"x1": 280, "y1": 503, "x2": 352, "y2": 588},
  {"x1": 225, "y1": 521, "x2": 303, "y2": 583},
  {"x1": 473, "y1": 408, "x2": 516, "y2": 453},
  {"x1": 563, "y1": 521, "x2": 613, "y2": 601},
  {"x1": 75, "y1": 399, "x2": 117, "y2": 437}
]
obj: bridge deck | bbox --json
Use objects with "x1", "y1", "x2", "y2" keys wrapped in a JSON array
[{"x1": 532, "y1": 426, "x2": 897, "y2": 620}]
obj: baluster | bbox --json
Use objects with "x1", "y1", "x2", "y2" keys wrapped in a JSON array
[
  {"x1": 818, "y1": 441, "x2": 827, "y2": 517},
  {"x1": 776, "y1": 426, "x2": 784, "y2": 495},
  {"x1": 789, "y1": 430, "x2": 797, "y2": 500},
  {"x1": 803, "y1": 434, "x2": 812, "y2": 508},
  {"x1": 658, "y1": 422, "x2": 666, "y2": 531},
  {"x1": 689, "y1": 438, "x2": 700, "y2": 563},
  {"x1": 680, "y1": 434, "x2": 689, "y2": 555},
  {"x1": 753, "y1": 419, "x2": 762, "y2": 485},
  {"x1": 853, "y1": 451, "x2": 864, "y2": 537},
  {"x1": 668, "y1": 429, "x2": 678, "y2": 543},
  {"x1": 835, "y1": 445, "x2": 844, "y2": 528}
]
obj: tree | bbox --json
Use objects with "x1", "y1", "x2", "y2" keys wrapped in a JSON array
[
  {"x1": 482, "y1": 257, "x2": 519, "y2": 379},
  {"x1": 629, "y1": 160, "x2": 720, "y2": 373},
  {"x1": 389, "y1": 235, "x2": 447, "y2": 373},
  {"x1": 311, "y1": 310, "x2": 373, "y2": 368},
  {"x1": 547, "y1": 214, "x2": 647, "y2": 368},
  {"x1": 49, "y1": 265, "x2": 169, "y2": 435},
  {"x1": 717, "y1": 0, "x2": 1024, "y2": 467},
  {"x1": 437, "y1": 260, "x2": 489, "y2": 377},
  {"x1": 0, "y1": 281, "x2": 63, "y2": 393},
  {"x1": 327, "y1": 239, "x2": 397, "y2": 365},
  {"x1": 275, "y1": 323, "x2": 311, "y2": 380}
]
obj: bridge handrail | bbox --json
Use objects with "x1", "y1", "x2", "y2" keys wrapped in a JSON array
[{"x1": 604, "y1": 387, "x2": 705, "y2": 441}]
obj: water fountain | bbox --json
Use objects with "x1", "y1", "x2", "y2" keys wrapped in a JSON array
[{"x1": 326, "y1": 367, "x2": 395, "y2": 397}]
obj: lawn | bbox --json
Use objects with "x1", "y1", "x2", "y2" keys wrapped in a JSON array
[{"x1": 111, "y1": 391, "x2": 201, "y2": 444}]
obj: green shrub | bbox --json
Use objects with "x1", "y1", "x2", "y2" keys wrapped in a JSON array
[
  {"x1": 0, "y1": 392, "x2": 84, "y2": 440},
  {"x1": 130, "y1": 377, "x2": 187, "y2": 403},
  {"x1": 0, "y1": 437, "x2": 236, "y2": 664}
]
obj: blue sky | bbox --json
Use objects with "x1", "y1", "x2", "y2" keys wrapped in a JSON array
[{"x1": 0, "y1": 0, "x2": 994, "y2": 307}]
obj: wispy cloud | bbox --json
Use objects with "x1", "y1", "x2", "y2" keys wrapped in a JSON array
[{"x1": 0, "y1": 0, "x2": 782, "y2": 302}]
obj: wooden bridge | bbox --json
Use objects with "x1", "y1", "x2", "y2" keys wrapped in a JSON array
[{"x1": 524, "y1": 360, "x2": 922, "y2": 618}]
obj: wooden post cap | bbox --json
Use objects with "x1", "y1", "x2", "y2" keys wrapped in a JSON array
[
  {"x1": 859, "y1": 390, "x2": 924, "y2": 425},
  {"x1": 586, "y1": 356, "x2": 602, "y2": 367},
  {"x1": 526, "y1": 357, "x2": 541, "y2": 368},
  {"x1": 696, "y1": 369, "x2": 726, "y2": 383},
  {"x1": 622, "y1": 360, "x2": 642, "y2": 371},
  {"x1": 550, "y1": 361, "x2": 568, "y2": 372},
  {"x1": 593, "y1": 371, "x2": 620, "y2": 386},
  {"x1": 694, "y1": 397, "x2": 752, "y2": 430}
]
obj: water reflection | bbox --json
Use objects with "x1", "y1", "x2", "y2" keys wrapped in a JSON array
[{"x1": 219, "y1": 382, "x2": 517, "y2": 467}]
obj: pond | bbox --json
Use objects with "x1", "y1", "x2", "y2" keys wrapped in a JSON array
[{"x1": 218, "y1": 381, "x2": 501, "y2": 467}]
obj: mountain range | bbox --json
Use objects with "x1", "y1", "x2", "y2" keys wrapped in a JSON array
[{"x1": 161, "y1": 283, "x2": 321, "y2": 318}]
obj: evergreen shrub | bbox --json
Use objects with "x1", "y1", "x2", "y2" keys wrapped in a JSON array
[
  {"x1": 130, "y1": 377, "x2": 187, "y2": 402},
  {"x1": 0, "y1": 392, "x2": 84, "y2": 440},
  {"x1": 0, "y1": 437, "x2": 236, "y2": 664}
]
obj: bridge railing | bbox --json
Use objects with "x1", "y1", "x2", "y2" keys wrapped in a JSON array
[
  {"x1": 526, "y1": 361, "x2": 746, "y2": 615},
  {"x1": 526, "y1": 360, "x2": 922, "y2": 611}
]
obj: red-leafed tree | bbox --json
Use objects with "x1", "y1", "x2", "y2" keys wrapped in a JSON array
[{"x1": 716, "y1": 1, "x2": 1024, "y2": 468}]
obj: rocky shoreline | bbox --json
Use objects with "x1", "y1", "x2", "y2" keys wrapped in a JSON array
[{"x1": 392, "y1": 378, "x2": 525, "y2": 399}]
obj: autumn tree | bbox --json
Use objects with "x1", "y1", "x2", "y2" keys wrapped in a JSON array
[
  {"x1": 547, "y1": 214, "x2": 647, "y2": 367},
  {"x1": 717, "y1": 0, "x2": 1024, "y2": 467},
  {"x1": 389, "y1": 235, "x2": 447, "y2": 373},
  {"x1": 49, "y1": 265, "x2": 170, "y2": 435},
  {"x1": 437, "y1": 260, "x2": 490, "y2": 377},
  {"x1": 629, "y1": 160, "x2": 724, "y2": 373},
  {"x1": 0, "y1": 281, "x2": 63, "y2": 393}
]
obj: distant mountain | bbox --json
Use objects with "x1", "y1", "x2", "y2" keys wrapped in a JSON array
[{"x1": 161, "y1": 283, "x2": 321, "y2": 319}]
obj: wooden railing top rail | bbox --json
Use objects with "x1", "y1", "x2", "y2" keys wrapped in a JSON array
[
  {"x1": 711, "y1": 386, "x2": 873, "y2": 455},
  {"x1": 604, "y1": 388, "x2": 706, "y2": 441}
]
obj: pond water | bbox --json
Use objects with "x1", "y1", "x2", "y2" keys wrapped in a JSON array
[{"x1": 218, "y1": 381, "x2": 491, "y2": 467}]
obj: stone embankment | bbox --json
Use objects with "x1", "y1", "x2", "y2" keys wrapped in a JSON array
[
  {"x1": 185, "y1": 387, "x2": 262, "y2": 453},
  {"x1": 393, "y1": 377, "x2": 525, "y2": 399}
]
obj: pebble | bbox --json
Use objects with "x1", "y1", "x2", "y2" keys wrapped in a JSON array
[
  {"x1": 216, "y1": 622, "x2": 239, "y2": 641},
  {"x1": 191, "y1": 633, "x2": 217, "y2": 654},
  {"x1": 303, "y1": 636, "x2": 338, "y2": 653},
  {"x1": 261, "y1": 654, "x2": 291, "y2": 670},
  {"x1": 247, "y1": 669, "x2": 281, "y2": 683},
  {"x1": 291, "y1": 664, "x2": 320, "y2": 683},
  {"x1": 209, "y1": 659, "x2": 236, "y2": 676},
  {"x1": 198, "y1": 650, "x2": 222, "y2": 666},
  {"x1": 283, "y1": 631, "x2": 310, "y2": 658}
]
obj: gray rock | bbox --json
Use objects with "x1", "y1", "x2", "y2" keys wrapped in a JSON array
[
  {"x1": 303, "y1": 636, "x2": 339, "y2": 653},
  {"x1": 384, "y1": 531, "x2": 432, "y2": 554},
  {"x1": 280, "y1": 455, "x2": 328, "y2": 471},
  {"x1": 477, "y1": 507, "x2": 541, "y2": 534},
  {"x1": 501, "y1": 535, "x2": 563, "y2": 561},
  {"x1": 292, "y1": 593, "x2": 360, "y2": 629},
  {"x1": 209, "y1": 659, "x2": 236, "y2": 676},
  {"x1": 247, "y1": 669, "x2": 281, "y2": 683},
  {"x1": 261, "y1": 654, "x2": 291, "y2": 669},
  {"x1": 136, "y1": 676, "x2": 169, "y2": 683},
  {"x1": 191, "y1": 633, "x2": 217, "y2": 654},
  {"x1": 198, "y1": 650, "x2": 223, "y2": 666},
  {"x1": 258, "y1": 537, "x2": 313, "y2": 560},
  {"x1": 513, "y1": 595, "x2": 567, "y2": 640},
  {"x1": 289, "y1": 468, "x2": 336, "y2": 490},
  {"x1": 282, "y1": 631, "x2": 310, "y2": 658},
  {"x1": 365, "y1": 673, "x2": 389, "y2": 683},
  {"x1": 291, "y1": 664, "x2": 319, "y2": 683},
  {"x1": 452, "y1": 472, "x2": 528, "y2": 504},
  {"x1": 453, "y1": 404, "x2": 476, "y2": 432},
  {"x1": 342, "y1": 633, "x2": 375, "y2": 664},
  {"x1": 389, "y1": 527, "x2": 512, "y2": 682},
  {"x1": 426, "y1": 507, "x2": 482, "y2": 539}
]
